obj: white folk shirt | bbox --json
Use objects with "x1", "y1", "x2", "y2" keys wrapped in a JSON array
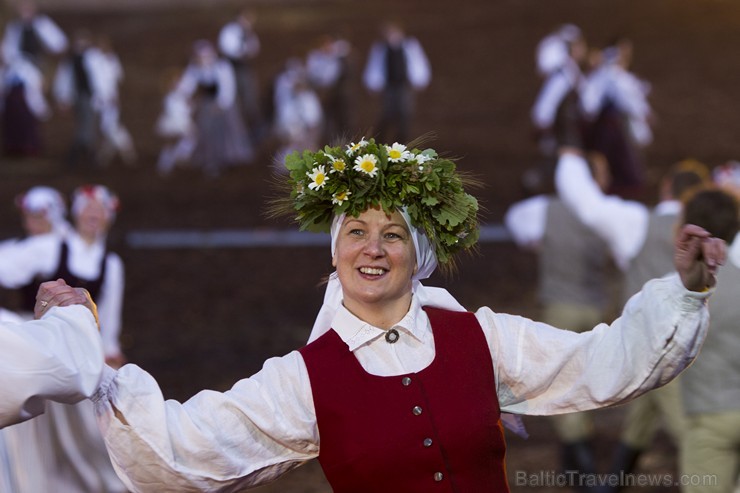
[
  {"x1": 93, "y1": 276, "x2": 709, "y2": 492},
  {"x1": 0, "y1": 305, "x2": 102, "y2": 427},
  {"x1": 0, "y1": 232, "x2": 124, "y2": 358},
  {"x1": 555, "y1": 151, "x2": 653, "y2": 270}
]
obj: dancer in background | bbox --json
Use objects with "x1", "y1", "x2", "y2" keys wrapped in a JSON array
[
  {"x1": 176, "y1": 40, "x2": 253, "y2": 177},
  {"x1": 581, "y1": 38, "x2": 654, "y2": 199},
  {"x1": 93, "y1": 35, "x2": 136, "y2": 166},
  {"x1": 307, "y1": 33, "x2": 353, "y2": 143},
  {"x1": 363, "y1": 21, "x2": 431, "y2": 143},
  {"x1": 53, "y1": 30, "x2": 103, "y2": 168},
  {"x1": 506, "y1": 151, "x2": 613, "y2": 489},
  {"x1": 1, "y1": 0, "x2": 67, "y2": 72},
  {"x1": 218, "y1": 8, "x2": 265, "y2": 146},
  {"x1": 531, "y1": 24, "x2": 587, "y2": 157},
  {"x1": 272, "y1": 57, "x2": 323, "y2": 169},
  {"x1": 155, "y1": 68, "x2": 196, "y2": 176},
  {"x1": 0, "y1": 51, "x2": 50, "y2": 157}
]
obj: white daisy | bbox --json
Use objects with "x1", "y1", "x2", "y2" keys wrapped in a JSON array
[
  {"x1": 307, "y1": 165, "x2": 329, "y2": 190},
  {"x1": 346, "y1": 138, "x2": 368, "y2": 156},
  {"x1": 386, "y1": 143, "x2": 412, "y2": 162},
  {"x1": 329, "y1": 156, "x2": 347, "y2": 174},
  {"x1": 354, "y1": 154, "x2": 379, "y2": 177},
  {"x1": 332, "y1": 190, "x2": 352, "y2": 205},
  {"x1": 415, "y1": 153, "x2": 433, "y2": 164}
]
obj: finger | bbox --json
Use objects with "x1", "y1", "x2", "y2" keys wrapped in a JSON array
[
  {"x1": 677, "y1": 224, "x2": 711, "y2": 243},
  {"x1": 701, "y1": 237, "x2": 727, "y2": 271}
]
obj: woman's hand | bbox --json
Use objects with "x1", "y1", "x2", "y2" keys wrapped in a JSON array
[
  {"x1": 35, "y1": 278, "x2": 100, "y2": 328},
  {"x1": 675, "y1": 224, "x2": 727, "y2": 292}
]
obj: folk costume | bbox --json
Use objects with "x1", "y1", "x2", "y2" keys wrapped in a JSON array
[
  {"x1": 0, "y1": 185, "x2": 126, "y2": 493},
  {"x1": 177, "y1": 40, "x2": 254, "y2": 177},
  {"x1": 92, "y1": 139, "x2": 711, "y2": 492}
]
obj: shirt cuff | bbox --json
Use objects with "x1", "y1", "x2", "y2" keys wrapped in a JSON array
[
  {"x1": 669, "y1": 273, "x2": 712, "y2": 311},
  {"x1": 91, "y1": 365, "x2": 118, "y2": 404}
]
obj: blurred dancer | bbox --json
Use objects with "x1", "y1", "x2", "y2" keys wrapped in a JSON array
[
  {"x1": 363, "y1": 21, "x2": 430, "y2": 143},
  {"x1": 531, "y1": 24, "x2": 587, "y2": 157},
  {"x1": 555, "y1": 149, "x2": 709, "y2": 489},
  {"x1": 678, "y1": 187, "x2": 740, "y2": 493},
  {"x1": 1, "y1": 0, "x2": 67, "y2": 71},
  {"x1": 307, "y1": 33, "x2": 353, "y2": 142},
  {"x1": 506, "y1": 151, "x2": 613, "y2": 490},
  {"x1": 155, "y1": 68, "x2": 196, "y2": 176},
  {"x1": 581, "y1": 39, "x2": 654, "y2": 199},
  {"x1": 0, "y1": 51, "x2": 50, "y2": 157},
  {"x1": 272, "y1": 57, "x2": 323, "y2": 169},
  {"x1": 176, "y1": 40, "x2": 253, "y2": 177},
  {"x1": 14, "y1": 185, "x2": 69, "y2": 237},
  {"x1": 218, "y1": 9, "x2": 264, "y2": 145},
  {"x1": 53, "y1": 29, "x2": 102, "y2": 168},
  {"x1": 93, "y1": 35, "x2": 136, "y2": 166}
]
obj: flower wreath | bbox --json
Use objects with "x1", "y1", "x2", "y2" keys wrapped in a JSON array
[{"x1": 270, "y1": 137, "x2": 481, "y2": 270}]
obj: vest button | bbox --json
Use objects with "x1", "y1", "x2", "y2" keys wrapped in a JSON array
[
  {"x1": 434, "y1": 472, "x2": 444, "y2": 482},
  {"x1": 412, "y1": 406, "x2": 423, "y2": 416},
  {"x1": 402, "y1": 377, "x2": 412, "y2": 386},
  {"x1": 423, "y1": 438, "x2": 433, "y2": 447}
]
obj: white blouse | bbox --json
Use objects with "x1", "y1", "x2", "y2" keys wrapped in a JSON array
[
  {"x1": 0, "y1": 232, "x2": 125, "y2": 358},
  {"x1": 0, "y1": 305, "x2": 102, "y2": 428},
  {"x1": 94, "y1": 275, "x2": 709, "y2": 492}
]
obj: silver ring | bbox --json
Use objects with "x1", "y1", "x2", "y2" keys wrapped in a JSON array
[{"x1": 39, "y1": 300, "x2": 49, "y2": 308}]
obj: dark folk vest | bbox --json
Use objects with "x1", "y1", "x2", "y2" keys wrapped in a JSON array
[
  {"x1": 20, "y1": 241, "x2": 108, "y2": 312},
  {"x1": 299, "y1": 307, "x2": 509, "y2": 493}
]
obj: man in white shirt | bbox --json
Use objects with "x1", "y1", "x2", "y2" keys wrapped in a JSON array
[{"x1": 555, "y1": 148, "x2": 709, "y2": 488}]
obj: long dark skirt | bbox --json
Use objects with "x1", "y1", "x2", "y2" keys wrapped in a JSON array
[{"x1": 2, "y1": 84, "x2": 42, "y2": 157}]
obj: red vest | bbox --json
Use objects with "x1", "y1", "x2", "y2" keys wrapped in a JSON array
[{"x1": 299, "y1": 307, "x2": 510, "y2": 492}]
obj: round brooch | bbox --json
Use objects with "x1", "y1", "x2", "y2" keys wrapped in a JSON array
[{"x1": 385, "y1": 328, "x2": 400, "y2": 344}]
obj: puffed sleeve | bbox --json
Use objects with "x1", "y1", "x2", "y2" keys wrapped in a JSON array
[
  {"x1": 97, "y1": 253, "x2": 124, "y2": 359},
  {"x1": 0, "y1": 305, "x2": 103, "y2": 427},
  {"x1": 92, "y1": 351, "x2": 319, "y2": 492},
  {"x1": 477, "y1": 274, "x2": 710, "y2": 415}
]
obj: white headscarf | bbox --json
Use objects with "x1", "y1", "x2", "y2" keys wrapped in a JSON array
[
  {"x1": 16, "y1": 186, "x2": 70, "y2": 235},
  {"x1": 308, "y1": 209, "x2": 464, "y2": 343}
]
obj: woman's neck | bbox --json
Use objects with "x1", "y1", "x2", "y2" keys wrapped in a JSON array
[{"x1": 342, "y1": 292, "x2": 413, "y2": 330}]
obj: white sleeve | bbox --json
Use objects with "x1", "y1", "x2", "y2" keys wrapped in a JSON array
[
  {"x1": 0, "y1": 305, "x2": 103, "y2": 428},
  {"x1": 531, "y1": 71, "x2": 571, "y2": 129},
  {"x1": 362, "y1": 43, "x2": 386, "y2": 92},
  {"x1": 478, "y1": 274, "x2": 710, "y2": 415},
  {"x1": 216, "y1": 60, "x2": 236, "y2": 109},
  {"x1": 0, "y1": 234, "x2": 58, "y2": 288},
  {"x1": 34, "y1": 15, "x2": 68, "y2": 54},
  {"x1": 504, "y1": 195, "x2": 549, "y2": 248},
  {"x1": 53, "y1": 60, "x2": 75, "y2": 107},
  {"x1": 97, "y1": 253, "x2": 124, "y2": 359},
  {"x1": 554, "y1": 152, "x2": 648, "y2": 269},
  {"x1": 93, "y1": 352, "x2": 319, "y2": 492},
  {"x1": 217, "y1": 23, "x2": 241, "y2": 59},
  {"x1": 404, "y1": 37, "x2": 431, "y2": 90}
]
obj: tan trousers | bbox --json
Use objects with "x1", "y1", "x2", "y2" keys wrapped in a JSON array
[
  {"x1": 542, "y1": 302, "x2": 603, "y2": 443},
  {"x1": 680, "y1": 411, "x2": 740, "y2": 493},
  {"x1": 620, "y1": 377, "x2": 686, "y2": 449}
]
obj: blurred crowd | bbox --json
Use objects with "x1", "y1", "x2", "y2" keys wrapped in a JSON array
[
  {"x1": 0, "y1": 1, "x2": 432, "y2": 179},
  {"x1": 505, "y1": 22, "x2": 740, "y2": 493}
]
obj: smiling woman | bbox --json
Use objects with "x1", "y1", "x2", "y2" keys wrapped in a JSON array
[{"x1": 90, "y1": 139, "x2": 724, "y2": 493}]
